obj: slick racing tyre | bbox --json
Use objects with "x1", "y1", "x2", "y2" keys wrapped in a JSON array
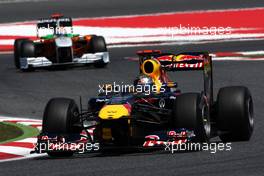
[
  {"x1": 173, "y1": 93, "x2": 211, "y2": 143},
  {"x1": 20, "y1": 40, "x2": 35, "y2": 58},
  {"x1": 43, "y1": 98, "x2": 80, "y2": 133},
  {"x1": 217, "y1": 86, "x2": 254, "y2": 142},
  {"x1": 14, "y1": 38, "x2": 28, "y2": 69},
  {"x1": 42, "y1": 98, "x2": 81, "y2": 157},
  {"x1": 90, "y1": 36, "x2": 107, "y2": 53},
  {"x1": 90, "y1": 36, "x2": 108, "y2": 68}
]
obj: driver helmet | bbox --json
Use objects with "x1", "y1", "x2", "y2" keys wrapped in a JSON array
[{"x1": 137, "y1": 75, "x2": 153, "y2": 85}]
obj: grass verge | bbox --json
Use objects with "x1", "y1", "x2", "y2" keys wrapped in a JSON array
[{"x1": 0, "y1": 122, "x2": 39, "y2": 144}]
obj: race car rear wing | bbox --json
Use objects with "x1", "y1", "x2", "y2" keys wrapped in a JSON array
[
  {"x1": 137, "y1": 50, "x2": 211, "y2": 71},
  {"x1": 137, "y1": 50, "x2": 214, "y2": 105},
  {"x1": 37, "y1": 17, "x2": 72, "y2": 28}
]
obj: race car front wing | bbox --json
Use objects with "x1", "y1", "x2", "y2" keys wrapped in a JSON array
[{"x1": 20, "y1": 52, "x2": 109, "y2": 70}]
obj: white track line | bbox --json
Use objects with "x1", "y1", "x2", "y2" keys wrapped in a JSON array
[
  {"x1": 0, "y1": 146, "x2": 32, "y2": 156},
  {"x1": 0, "y1": 0, "x2": 49, "y2": 4},
  {"x1": 239, "y1": 51, "x2": 264, "y2": 55},
  {"x1": 16, "y1": 137, "x2": 37, "y2": 143},
  {"x1": 17, "y1": 121, "x2": 42, "y2": 126},
  {"x1": 214, "y1": 57, "x2": 264, "y2": 61},
  {"x1": 0, "y1": 116, "x2": 41, "y2": 121}
]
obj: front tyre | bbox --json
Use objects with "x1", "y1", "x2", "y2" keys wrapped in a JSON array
[
  {"x1": 20, "y1": 40, "x2": 35, "y2": 58},
  {"x1": 90, "y1": 36, "x2": 107, "y2": 53},
  {"x1": 42, "y1": 98, "x2": 80, "y2": 157},
  {"x1": 217, "y1": 86, "x2": 254, "y2": 142},
  {"x1": 14, "y1": 38, "x2": 28, "y2": 69},
  {"x1": 89, "y1": 36, "x2": 108, "y2": 68}
]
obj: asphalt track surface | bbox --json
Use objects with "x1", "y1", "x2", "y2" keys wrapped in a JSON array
[
  {"x1": 0, "y1": 0, "x2": 264, "y2": 176},
  {"x1": 0, "y1": 0, "x2": 264, "y2": 23}
]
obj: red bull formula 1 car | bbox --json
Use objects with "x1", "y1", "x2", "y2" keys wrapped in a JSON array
[
  {"x1": 14, "y1": 14, "x2": 109, "y2": 71},
  {"x1": 32, "y1": 50, "x2": 254, "y2": 156}
]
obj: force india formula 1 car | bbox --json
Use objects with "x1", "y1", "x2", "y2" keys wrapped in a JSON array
[
  {"x1": 32, "y1": 50, "x2": 254, "y2": 157},
  {"x1": 14, "y1": 14, "x2": 109, "y2": 71}
]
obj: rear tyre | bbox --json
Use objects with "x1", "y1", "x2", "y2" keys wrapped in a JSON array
[
  {"x1": 217, "y1": 86, "x2": 254, "y2": 142},
  {"x1": 43, "y1": 98, "x2": 80, "y2": 157},
  {"x1": 173, "y1": 93, "x2": 211, "y2": 143},
  {"x1": 14, "y1": 38, "x2": 28, "y2": 69}
]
